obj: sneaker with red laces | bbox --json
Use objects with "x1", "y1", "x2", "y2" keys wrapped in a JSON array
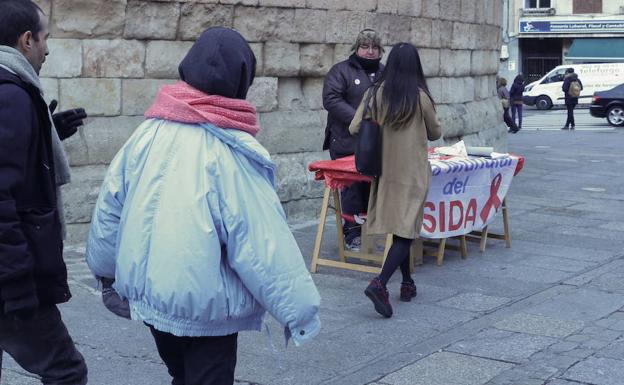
[
  {"x1": 400, "y1": 281, "x2": 417, "y2": 302},
  {"x1": 364, "y1": 278, "x2": 393, "y2": 318}
]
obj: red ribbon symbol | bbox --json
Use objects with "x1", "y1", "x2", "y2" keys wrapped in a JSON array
[{"x1": 480, "y1": 173, "x2": 502, "y2": 222}]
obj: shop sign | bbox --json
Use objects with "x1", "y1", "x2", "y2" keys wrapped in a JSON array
[{"x1": 520, "y1": 19, "x2": 624, "y2": 34}]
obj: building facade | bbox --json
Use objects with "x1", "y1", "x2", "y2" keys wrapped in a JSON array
[
  {"x1": 499, "y1": 0, "x2": 624, "y2": 83},
  {"x1": 33, "y1": 0, "x2": 506, "y2": 242}
]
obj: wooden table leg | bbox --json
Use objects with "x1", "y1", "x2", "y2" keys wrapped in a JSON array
[
  {"x1": 332, "y1": 189, "x2": 347, "y2": 262},
  {"x1": 460, "y1": 235, "x2": 468, "y2": 259},
  {"x1": 436, "y1": 238, "x2": 447, "y2": 266},
  {"x1": 502, "y1": 199, "x2": 512, "y2": 248},
  {"x1": 310, "y1": 187, "x2": 331, "y2": 273},
  {"x1": 479, "y1": 225, "x2": 489, "y2": 253}
]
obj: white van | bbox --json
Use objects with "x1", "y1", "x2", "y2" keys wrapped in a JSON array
[{"x1": 522, "y1": 63, "x2": 624, "y2": 110}]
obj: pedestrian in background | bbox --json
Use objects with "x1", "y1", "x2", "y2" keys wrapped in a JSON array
[
  {"x1": 86, "y1": 27, "x2": 320, "y2": 385},
  {"x1": 349, "y1": 43, "x2": 442, "y2": 318},
  {"x1": 509, "y1": 74, "x2": 525, "y2": 131},
  {"x1": 0, "y1": 0, "x2": 87, "y2": 383},
  {"x1": 322, "y1": 29, "x2": 385, "y2": 251},
  {"x1": 497, "y1": 77, "x2": 518, "y2": 133},
  {"x1": 562, "y1": 67, "x2": 583, "y2": 130}
]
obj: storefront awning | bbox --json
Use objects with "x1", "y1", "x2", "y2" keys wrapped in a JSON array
[{"x1": 567, "y1": 38, "x2": 624, "y2": 62}]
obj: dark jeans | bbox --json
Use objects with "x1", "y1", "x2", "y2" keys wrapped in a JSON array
[
  {"x1": 511, "y1": 103, "x2": 523, "y2": 128},
  {"x1": 379, "y1": 235, "x2": 414, "y2": 285},
  {"x1": 565, "y1": 103, "x2": 576, "y2": 127},
  {"x1": 503, "y1": 107, "x2": 518, "y2": 131},
  {"x1": 340, "y1": 181, "x2": 370, "y2": 242},
  {"x1": 148, "y1": 325, "x2": 238, "y2": 385},
  {"x1": 0, "y1": 305, "x2": 87, "y2": 385}
]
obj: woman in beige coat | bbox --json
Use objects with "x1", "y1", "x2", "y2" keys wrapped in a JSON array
[{"x1": 349, "y1": 42, "x2": 441, "y2": 318}]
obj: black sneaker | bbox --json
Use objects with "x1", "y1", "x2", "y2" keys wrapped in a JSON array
[
  {"x1": 400, "y1": 281, "x2": 417, "y2": 302},
  {"x1": 364, "y1": 278, "x2": 393, "y2": 318},
  {"x1": 561, "y1": 126, "x2": 569, "y2": 130}
]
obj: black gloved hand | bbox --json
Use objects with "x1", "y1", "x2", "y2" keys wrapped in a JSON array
[
  {"x1": 49, "y1": 100, "x2": 87, "y2": 140},
  {"x1": 99, "y1": 277, "x2": 131, "y2": 319}
]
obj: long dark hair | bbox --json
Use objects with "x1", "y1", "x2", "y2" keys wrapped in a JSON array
[{"x1": 373, "y1": 42, "x2": 432, "y2": 128}]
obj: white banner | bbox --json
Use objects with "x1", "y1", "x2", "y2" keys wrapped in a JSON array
[{"x1": 420, "y1": 156, "x2": 519, "y2": 239}]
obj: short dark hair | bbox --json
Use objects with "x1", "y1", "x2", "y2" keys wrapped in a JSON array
[
  {"x1": 566, "y1": 67, "x2": 574, "y2": 73},
  {"x1": 0, "y1": 0, "x2": 44, "y2": 47}
]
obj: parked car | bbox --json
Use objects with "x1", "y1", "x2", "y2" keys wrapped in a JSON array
[
  {"x1": 523, "y1": 63, "x2": 624, "y2": 110},
  {"x1": 589, "y1": 84, "x2": 624, "y2": 127}
]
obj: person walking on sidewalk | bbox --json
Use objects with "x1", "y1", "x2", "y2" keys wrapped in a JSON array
[
  {"x1": 349, "y1": 43, "x2": 442, "y2": 318},
  {"x1": 0, "y1": 0, "x2": 88, "y2": 383},
  {"x1": 562, "y1": 67, "x2": 583, "y2": 130},
  {"x1": 86, "y1": 27, "x2": 321, "y2": 385},
  {"x1": 509, "y1": 74, "x2": 525, "y2": 131},
  {"x1": 498, "y1": 77, "x2": 518, "y2": 133},
  {"x1": 322, "y1": 29, "x2": 385, "y2": 251}
]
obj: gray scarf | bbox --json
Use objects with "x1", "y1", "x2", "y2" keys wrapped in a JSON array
[{"x1": 0, "y1": 45, "x2": 71, "y2": 235}]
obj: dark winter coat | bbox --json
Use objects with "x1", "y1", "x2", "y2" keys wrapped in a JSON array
[
  {"x1": 509, "y1": 79, "x2": 525, "y2": 105},
  {"x1": 322, "y1": 54, "x2": 383, "y2": 159},
  {"x1": 0, "y1": 67, "x2": 70, "y2": 316},
  {"x1": 562, "y1": 72, "x2": 583, "y2": 106}
]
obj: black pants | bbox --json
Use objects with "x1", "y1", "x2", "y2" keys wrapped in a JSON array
[
  {"x1": 340, "y1": 181, "x2": 370, "y2": 242},
  {"x1": 565, "y1": 103, "x2": 576, "y2": 128},
  {"x1": 379, "y1": 235, "x2": 414, "y2": 285},
  {"x1": 149, "y1": 325, "x2": 238, "y2": 385},
  {"x1": 503, "y1": 107, "x2": 517, "y2": 131},
  {"x1": 0, "y1": 305, "x2": 87, "y2": 385}
]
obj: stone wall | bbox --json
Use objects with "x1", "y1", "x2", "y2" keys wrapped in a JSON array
[{"x1": 34, "y1": 0, "x2": 505, "y2": 243}]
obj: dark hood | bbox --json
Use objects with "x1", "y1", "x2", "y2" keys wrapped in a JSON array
[
  {"x1": 565, "y1": 72, "x2": 578, "y2": 80},
  {"x1": 178, "y1": 27, "x2": 256, "y2": 99}
]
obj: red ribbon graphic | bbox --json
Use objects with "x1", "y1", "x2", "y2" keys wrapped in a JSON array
[{"x1": 480, "y1": 173, "x2": 502, "y2": 222}]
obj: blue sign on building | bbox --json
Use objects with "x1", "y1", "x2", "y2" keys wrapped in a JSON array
[{"x1": 520, "y1": 20, "x2": 624, "y2": 34}]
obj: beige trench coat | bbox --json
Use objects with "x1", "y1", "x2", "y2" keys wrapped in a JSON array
[{"x1": 349, "y1": 86, "x2": 442, "y2": 239}]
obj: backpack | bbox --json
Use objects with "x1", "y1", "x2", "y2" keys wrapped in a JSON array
[{"x1": 569, "y1": 80, "x2": 581, "y2": 98}]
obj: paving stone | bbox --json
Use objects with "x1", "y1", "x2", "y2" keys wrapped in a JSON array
[
  {"x1": 563, "y1": 348, "x2": 594, "y2": 359},
  {"x1": 526, "y1": 288, "x2": 623, "y2": 322},
  {"x1": 562, "y1": 356, "x2": 624, "y2": 385},
  {"x1": 379, "y1": 351, "x2": 513, "y2": 385},
  {"x1": 596, "y1": 339, "x2": 624, "y2": 360},
  {"x1": 448, "y1": 329, "x2": 558, "y2": 363},
  {"x1": 494, "y1": 313, "x2": 584, "y2": 338},
  {"x1": 544, "y1": 379, "x2": 583, "y2": 385},
  {"x1": 438, "y1": 293, "x2": 511, "y2": 312},
  {"x1": 548, "y1": 341, "x2": 579, "y2": 354}
]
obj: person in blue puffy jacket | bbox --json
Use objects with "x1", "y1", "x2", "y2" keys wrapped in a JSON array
[{"x1": 85, "y1": 27, "x2": 321, "y2": 385}]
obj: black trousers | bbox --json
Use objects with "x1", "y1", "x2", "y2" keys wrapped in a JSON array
[
  {"x1": 503, "y1": 107, "x2": 517, "y2": 131},
  {"x1": 0, "y1": 305, "x2": 87, "y2": 385},
  {"x1": 340, "y1": 181, "x2": 370, "y2": 241},
  {"x1": 565, "y1": 103, "x2": 576, "y2": 127},
  {"x1": 148, "y1": 325, "x2": 238, "y2": 385}
]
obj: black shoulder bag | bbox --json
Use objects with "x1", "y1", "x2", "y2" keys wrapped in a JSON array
[{"x1": 355, "y1": 88, "x2": 382, "y2": 177}]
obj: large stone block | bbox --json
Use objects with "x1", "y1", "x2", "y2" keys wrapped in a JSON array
[
  {"x1": 474, "y1": 75, "x2": 493, "y2": 101},
  {"x1": 145, "y1": 41, "x2": 194, "y2": 78},
  {"x1": 249, "y1": 43, "x2": 264, "y2": 75},
  {"x1": 302, "y1": 78, "x2": 324, "y2": 110},
  {"x1": 419, "y1": 48, "x2": 440, "y2": 77},
  {"x1": 436, "y1": 103, "x2": 466, "y2": 138},
  {"x1": 326, "y1": 11, "x2": 368, "y2": 44},
  {"x1": 246, "y1": 77, "x2": 278, "y2": 112},
  {"x1": 460, "y1": 0, "x2": 477, "y2": 23},
  {"x1": 257, "y1": 111, "x2": 324, "y2": 153},
  {"x1": 219, "y1": 0, "x2": 257, "y2": 5},
  {"x1": 291, "y1": 9, "x2": 327, "y2": 43},
  {"x1": 300, "y1": 44, "x2": 334, "y2": 77},
  {"x1": 60, "y1": 78, "x2": 121, "y2": 116},
  {"x1": 411, "y1": 17, "x2": 433, "y2": 48},
  {"x1": 333, "y1": 44, "x2": 353, "y2": 64},
  {"x1": 429, "y1": 77, "x2": 474, "y2": 104},
  {"x1": 431, "y1": 19, "x2": 452, "y2": 48},
  {"x1": 80, "y1": 116, "x2": 145, "y2": 165},
  {"x1": 52, "y1": 0, "x2": 127, "y2": 38},
  {"x1": 462, "y1": 98, "x2": 501, "y2": 135},
  {"x1": 440, "y1": 49, "x2": 471, "y2": 76},
  {"x1": 264, "y1": 42, "x2": 300, "y2": 76},
  {"x1": 61, "y1": 165, "x2": 108, "y2": 224},
  {"x1": 373, "y1": 14, "x2": 412, "y2": 44},
  {"x1": 40, "y1": 39, "x2": 82, "y2": 78},
  {"x1": 398, "y1": 0, "x2": 422, "y2": 16},
  {"x1": 282, "y1": 197, "x2": 323, "y2": 221},
  {"x1": 440, "y1": 0, "x2": 462, "y2": 21},
  {"x1": 475, "y1": 0, "x2": 488, "y2": 24},
  {"x1": 122, "y1": 79, "x2": 174, "y2": 116},
  {"x1": 83, "y1": 39, "x2": 145, "y2": 78},
  {"x1": 421, "y1": 0, "x2": 440, "y2": 19},
  {"x1": 278, "y1": 78, "x2": 306, "y2": 110},
  {"x1": 233, "y1": 7, "x2": 294, "y2": 42},
  {"x1": 178, "y1": 4, "x2": 234, "y2": 41},
  {"x1": 40, "y1": 78, "x2": 59, "y2": 103},
  {"x1": 451, "y1": 22, "x2": 475, "y2": 50},
  {"x1": 259, "y1": 0, "x2": 305, "y2": 6},
  {"x1": 377, "y1": 0, "x2": 399, "y2": 14},
  {"x1": 471, "y1": 50, "x2": 489, "y2": 76},
  {"x1": 273, "y1": 153, "x2": 320, "y2": 202},
  {"x1": 124, "y1": 1, "x2": 180, "y2": 40}
]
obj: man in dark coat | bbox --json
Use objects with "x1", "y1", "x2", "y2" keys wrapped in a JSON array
[
  {"x1": 562, "y1": 67, "x2": 583, "y2": 130},
  {"x1": 322, "y1": 29, "x2": 384, "y2": 250},
  {"x1": 0, "y1": 1, "x2": 87, "y2": 383}
]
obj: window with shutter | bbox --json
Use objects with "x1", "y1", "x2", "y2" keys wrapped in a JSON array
[{"x1": 573, "y1": 0, "x2": 602, "y2": 14}]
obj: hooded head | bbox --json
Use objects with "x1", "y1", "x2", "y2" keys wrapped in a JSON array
[{"x1": 178, "y1": 27, "x2": 256, "y2": 100}]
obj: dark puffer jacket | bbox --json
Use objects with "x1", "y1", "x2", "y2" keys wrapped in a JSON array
[
  {"x1": 0, "y1": 67, "x2": 70, "y2": 316},
  {"x1": 322, "y1": 54, "x2": 383, "y2": 159},
  {"x1": 562, "y1": 72, "x2": 583, "y2": 106}
]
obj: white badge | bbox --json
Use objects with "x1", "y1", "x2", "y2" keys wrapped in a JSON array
[{"x1": 354, "y1": 79, "x2": 361, "y2": 85}]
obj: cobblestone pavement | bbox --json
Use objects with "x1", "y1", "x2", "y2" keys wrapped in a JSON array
[{"x1": 2, "y1": 128, "x2": 624, "y2": 385}]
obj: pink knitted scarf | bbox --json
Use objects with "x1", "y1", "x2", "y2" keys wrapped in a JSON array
[{"x1": 144, "y1": 81, "x2": 260, "y2": 136}]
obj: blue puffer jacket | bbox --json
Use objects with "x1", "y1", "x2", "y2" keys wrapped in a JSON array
[{"x1": 86, "y1": 118, "x2": 321, "y2": 345}]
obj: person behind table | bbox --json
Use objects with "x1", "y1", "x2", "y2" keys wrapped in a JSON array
[
  {"x1": 85, "y1": 27, "x2": 321, "y2": 384},
  {"x1": 497, "y1": 77, "x2": 518, "y2": 133},
  {"x1": 349, "y1": 42, "x2": 442, "y2": 318},
  {"x1": 509, "y1": 74, "x2": 525, "y2": 131},
  {"x1": 0, "y1": 0, "x2": 88, "y2": 383},
  {"x1": 561, "y1": 67, "x2": 583, "y2": 130},
  {"x1": 322, "y1": 29, "x2": 384, "y2": 251}
]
